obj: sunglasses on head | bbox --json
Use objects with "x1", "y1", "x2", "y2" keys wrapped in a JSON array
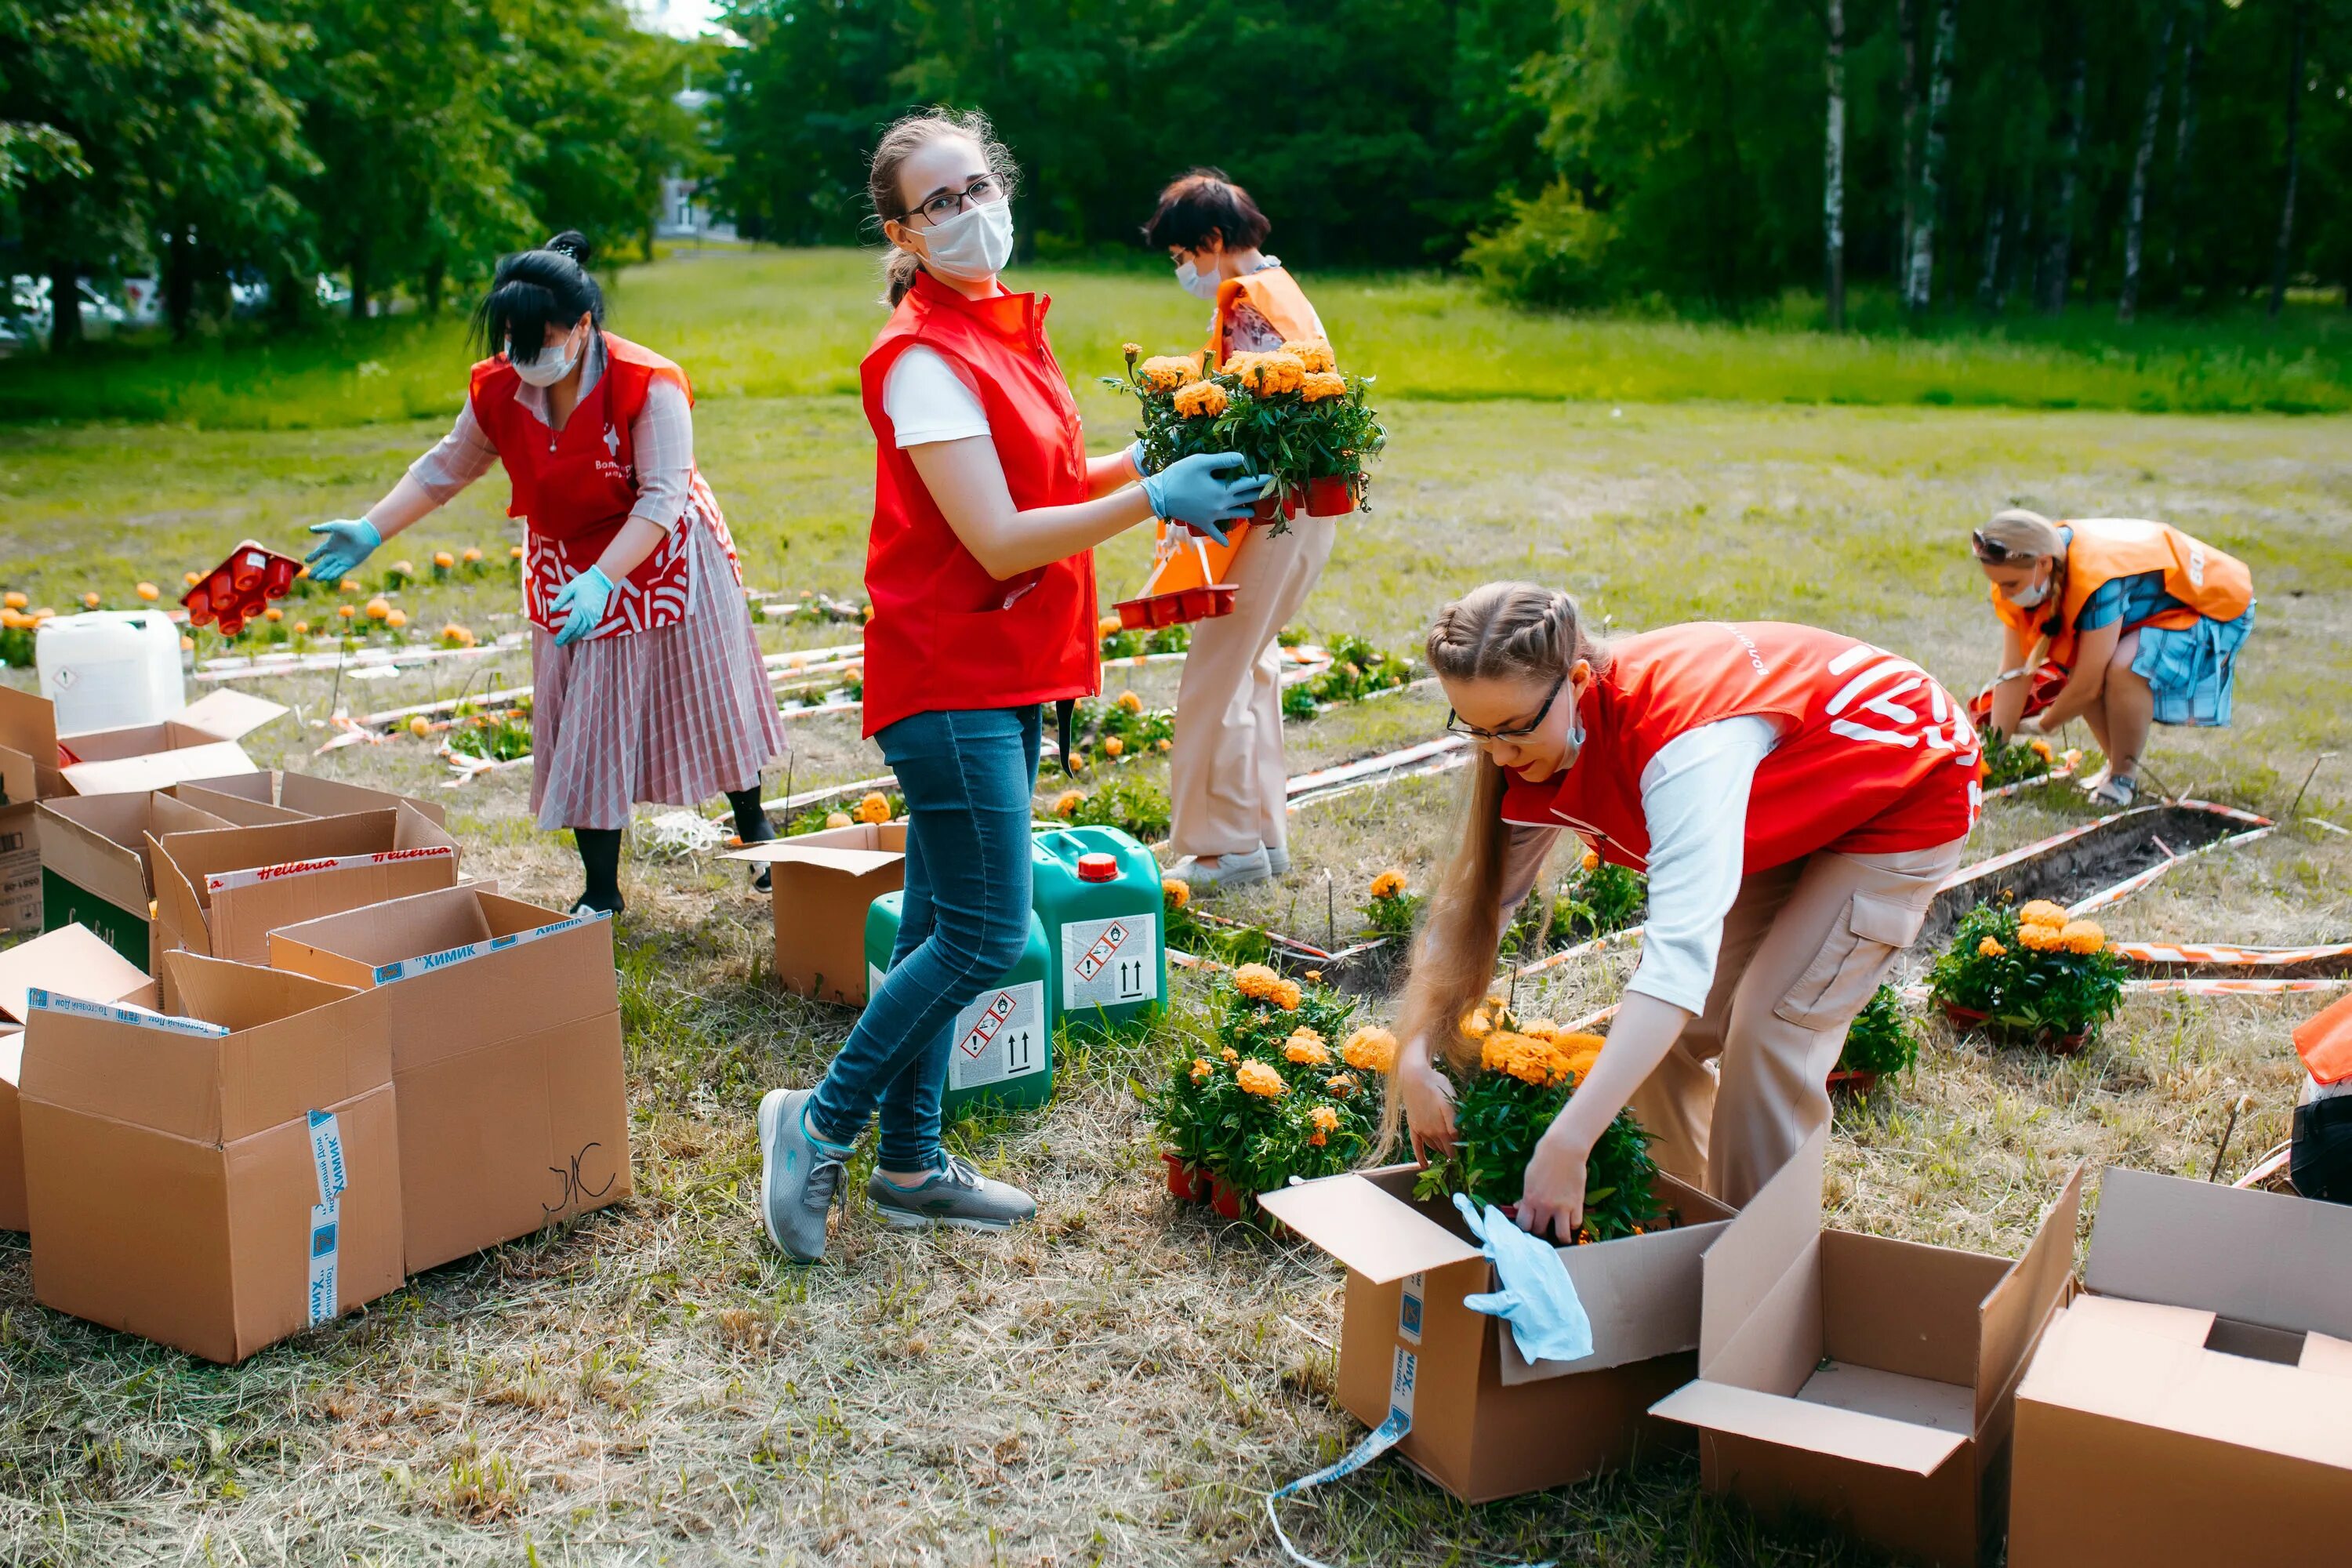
[{"x1": 1971, "y1": 529, "x2": 2026, "y2": 563}]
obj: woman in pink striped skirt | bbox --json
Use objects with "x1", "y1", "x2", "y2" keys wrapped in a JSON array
[{"x1": 299, "y1": 230, "x2": 786, "y2": 915}]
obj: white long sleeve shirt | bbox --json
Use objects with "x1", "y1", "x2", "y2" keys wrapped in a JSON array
[{"x1": 1497, "y1": 714, "x2": 1780, "y2": 1013}]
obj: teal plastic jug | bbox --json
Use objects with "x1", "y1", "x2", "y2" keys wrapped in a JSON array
[
  {"x1": 865, "y1": 891, "x2": 1055, "y2": 1115},
  {"x1": 1029, "y1": 826, "x2": 1167, "y2": 1036}
]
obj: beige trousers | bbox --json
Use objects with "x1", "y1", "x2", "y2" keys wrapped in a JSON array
[
  {"x1": 1627, "y1": 835, "x2": 1967, "y2": 1208},
  {"x1": 1167, "y1": 517, "x2": 1338, "y2": 859}
]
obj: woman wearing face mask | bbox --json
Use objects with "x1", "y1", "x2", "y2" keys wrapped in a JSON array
[
  {"x1": 1388, "y1": 584, "x2": 1980, "y2": 1238},
  {"x1": 1142, "y1": 169, "x2": 1333, "y2": 890},
  {"x1": 753, "y1": 111, "x2": 1265, "y2": 1262},
  {"x1": 1969, "y1": 509, "x2": 2254, "y2": 808},
  {"x1": 300, "y1": 230, "x2": 786, "y2": 916}
]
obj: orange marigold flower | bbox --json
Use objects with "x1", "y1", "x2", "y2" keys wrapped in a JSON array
[
  {"x1": 1298, "y1": 370, "x2": 1347, "y2": 403},
  {"x1": 1281, "y1": 339, "x2": 1337, "y2": 374},
  {"x1": 408, "y1": 716, "x2": 431, "y2": 739},
  {"x1": 1283, "y1": 1032, "x2": 1330, "y2": 1066},
  {"x1": 365, "y1": 596, "x2": 391, "y2": 621},
  {"x1": 1461, "y1": 1008, "x2": 1493, "y2": 1039},
  {"x1": 1270, "y1": 978, "x2": 1303, "y2": 1011},
  {"x1": 1232, "y1": 963, "x2": 1283, "y2": 1000},
  {"x1": 1116, "y1": 690, "x2": 1143, "y2": 714},
  {"x1": 825, "y1": 811, "x2": 853, "y2": 828},
  {"x1": 1236, "y1": 1060, "x2": 1286, "y2": 1098},
  {"x1": 80, "y1": 591, "x2": 100, "y2": 609},
  {"x1": 2028, "y1": 738, "x2": 2054, "y2": 760},
  {"x1": 1189, "y1": 1058, "x2": 1213, "y2": 1085},
  {"x1": 1978, "y1": 937, "x2": 2006, "y2": 957},
  {"x1": 1052, "y1": 789, "x2": 1083, "y2": 819},
  {"x1": 1308, "y1": 1131, "x2": 1327, "y2": 1147},
  {"x1": 462, "y1": 547, "x2": 484, "y2": 564},
  {"x1": 2063, "y1": 748, "x2": 2083, "y2": 769},
  {"x1": 1232, "y1": 351, "x2": 1306, "y2": 395},
  {"x1": 263, "y1": 607, "x2": 283, "y2": 622},
  {"x1": 1310, "y1": 1105, "x2": 1341, "y2": 1134},
  {"x1": 1121, "y1": 341, "x2": 1142, "y2": 358},
  {"x1": 385, "y1": 608, "x2": 408, "y2": 629},
  {"x1": 1370, "y1": 869, "x2": 1407, "y2": 900},
  {"x1": 336, "y1": 604, "x2": 357, "y2": 620},
  {"x1": 1326, "y1": 1073, "x2": 1359, "y2": 1098},
  {"x1": 1220, "y1": 1046, "x2": 1240, "y2": 1063},
  {"x1": 1156, "y1": 737, "x2": 1171, "y2": 752},
  {"x1": 510, "y1": 544, "x2": 525, "y2": 560},
  {"x1": 2017, "y1": 922, "x2": 2063, "y2": 952},
  {"x1": 1162, "y1": 877, "x2": 1190, "y2": 911},
  {"x1": 1172, "y1": 379, "x2": 1227, "y2": 418},
  {"x1": 1561, "y1": 1043, "x2": 1604, "y2": 1083},
  {"x1": 136, "y1": 582, "x2": 160, "y2": 601},
  {"x1": 1138, "y1": 354, "x2": 1197, "y2": 393},
  {"x1": 2017, "y1": 900, "x2": 2068, "y2": 929},
  {"x1": 1340, "y1": 1026, "x2": 1397, "y2": 1073},
  {"x1": 2060, "y1": 920, "x2": 2108, "y2": 954},
  {"x1": 855, "y1": 792, "x2": 892, "y2": 825},
  {"x1": 1098, "y1": 614, "x2": 1123, "y2": 638},
  {"x1": 433, "y1": 551, "x2": 456, "y2": 569},
  {"x1": 1104, "y1": 736, "x2": 1125, "y2": 757}
]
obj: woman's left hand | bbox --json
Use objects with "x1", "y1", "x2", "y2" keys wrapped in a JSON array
[{"x1": 1514, "y1": 1125, "x2": 1591, "y2": 1243}]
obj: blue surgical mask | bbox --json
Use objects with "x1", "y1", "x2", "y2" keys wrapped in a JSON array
[{"x1": 1175, "y1": 257, "x2": 1221, "y2": 302}]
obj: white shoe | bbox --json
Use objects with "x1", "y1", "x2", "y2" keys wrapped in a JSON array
[
  {"x1": 2085, "y1": 774, "x2": 2141, "y2": 808},
  {"x1": 1171, "y1": 847, "x2": 1272, "y2": 890},
  {"x1": 2078, "y1": 765, "x2": 2111, "y2": 793}
]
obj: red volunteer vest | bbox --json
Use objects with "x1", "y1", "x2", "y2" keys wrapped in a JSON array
[
  {"x1": 1501, "y1": 622, "x2": 1981, "y2": 875},
  {"x1": 858, "y1": 272, "x2": 1097, "y2": 738}
]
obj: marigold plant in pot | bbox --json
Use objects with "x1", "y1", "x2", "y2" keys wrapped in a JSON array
[
  {"x1": 1977, "y1": 731, "x2": 2058, "y2": 789},
  {"x1": 1410, "y1": 1000, "x2": 1661, "y2": 1243},
  {"x1": 1928, "y1": 901, "x2": 2127, "y2": 1055},
  {"x1": 1832, "y1": 983, "x2": 1921, "y2": 1093}
]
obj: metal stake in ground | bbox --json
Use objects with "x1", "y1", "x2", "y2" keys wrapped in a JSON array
[
  {"x1": 2209, "y1": 1092, "x2": 2252, "y2": 1181},
  {"x1": 2287, "y1": 752, "x2": 2339, "y2": 820}
]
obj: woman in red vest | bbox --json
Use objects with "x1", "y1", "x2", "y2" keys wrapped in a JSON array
[
  {"x1": 1970, "y1": 508, "x2": 2255, "y2": 807},
  {"x1": 300, "y1": 231, "x2": 786, "y2": 916},
  {"x1": 755, "y1": 111, "x2": 1265, "y2": 1262},
  {"x1": 1144, "y1": 170, "x2": 1334, "y2": 891},
  {"x1": 1388, "y1": 583, "x2": 1980, "y2": 1235}
]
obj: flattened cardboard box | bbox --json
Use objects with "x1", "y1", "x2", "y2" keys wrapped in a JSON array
[
  {"x1": 2009, "y1": 1167, "x2": 2352, "y2": 1566},
  {"x1": 38, "y1": 791, "x2": 235, "y2": 967},
  {"x1": 269, "y1": 883, "x2": 630, "y2": 1272},
  {"x1": 729, "y1": 822, "x2": 908, "y2": 1004},
  {"x1": 1258, "y1": 1163, "x2": 1737, "y2": 1502},
  {"x1": 0, "y1": 924, "x2": 158, "y2": 1232},
  {"x1": 1649, "y1": 1128, "x2": 2083, "y2": 1568},
  {"x1": 17, "y1": 952, "x2": 402, "y2": 1363},
  {"x1": 0, "y1": 687, "x2": 67, "y2": 936},
  {"x1": 149, "y1": 807, "x2": 460, "y2": 990}
]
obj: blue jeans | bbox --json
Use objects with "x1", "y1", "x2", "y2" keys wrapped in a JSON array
[{"x1": 808, "y1": 706, "x2": 1040, "y2": 1171}]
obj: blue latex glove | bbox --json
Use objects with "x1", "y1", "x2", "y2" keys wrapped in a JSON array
[
  {"x1": 303, "y1": 517, "x2": 382, "y2": 586},
  {"x1": 1125, "y1": 437, "x2": 1151, "y2": 477},
  {"x1": 1142, "y1": 451, "x2": 1266, "y2": 548},
  {"x1": 1454, "y1": 1192, "x2": 1595, "y2": 1367},
  {"x1": 550, "y1": 565, "x2": 615, "y2": 647}
]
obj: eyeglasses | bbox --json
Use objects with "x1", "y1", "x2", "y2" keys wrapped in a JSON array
[
  {"x1": 902, "y1": 176, "x2": 1004, "y2": 227},
  {"x1": 1445, "y1": 671, "x2": 1570, "y2": 742}
]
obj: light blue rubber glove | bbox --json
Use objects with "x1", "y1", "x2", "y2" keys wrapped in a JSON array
[
  {"x1": 1141, "y1": 451, "x2": 1266, "y2": 548},
  {"x1": 303, "y1": 517, "x2": 382, "y2": 586},
  {"x1": 1125, "y1": 438, "x2": 1150, "y2": 477},
  {"x1": 550, "y1": 565, "x2": 615, "y2": 647},
  {"x1": 1454, "y1": 1191, "x2": 1595, "y2": 1366}
]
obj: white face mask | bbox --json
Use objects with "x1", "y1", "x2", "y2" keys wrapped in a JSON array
[
  {"x1": 914, "y1": 198, "x2": 1014, "y2": 284},
  {"x1": 510, "y1": 325, "x2": 583, "y2": 387},
  {"x1": 2009, "y1": 575, "x2": 2050, "y2": 608},
  {"x1": 1174, "y1": 256, "x2": 1221, "y2": 301}
]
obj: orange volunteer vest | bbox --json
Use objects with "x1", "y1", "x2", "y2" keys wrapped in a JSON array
[
  {"x1": 1990, "y1": 517, "x2": 2253, "y2": 673},
  {"x1": 858, "y1": 271, "x2": 1098, "y2": 739},
  {"x1": 1501, "y1": 622, "x2": 1982, "y2": 875}
]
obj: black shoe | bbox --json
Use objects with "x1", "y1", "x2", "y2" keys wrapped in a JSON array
[
  {"x1": 740, "y1": 816, "x2": 778, "y2": 894},
  {"x1": 572, "y1": 891, "x2": 626, "y2": 918}
]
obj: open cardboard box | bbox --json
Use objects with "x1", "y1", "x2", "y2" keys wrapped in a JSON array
[
  {"x1": 54, "y1": 688, "x2": 288, "y2": 796},
  {"x1": 1258, "y1": 1163, "x2": 1737, "y2": 1501},
  {"x1": 0, "y1": 924, "x2": 157, "y2": 1232},
  {"x1": 268, "y1": 883, "x2": 630, "y2": 1273},
  {"x1": 175, "y1": 769, "x2": 448, "y2": 829},
  {"x1": 0, "y1": 687, "x2": 69, "y2": 935},
  {"x1": 16, "y1": 950, "x2": 402, "y2": 1363},
  {"x1": 2009, "y1": 1167, "x2": 2352, "y2": 1565},
  {"x1": 36, "y1": 791, "x2": 236, "y2": 967},
  {"x1": 728, "y1": 822, "x2": 907, "y2": 1004},
  {"x1": 149, "y1": 807, "x2": 461, "y2": 987},
  {"x1": 1649, "y1": 1127, "x2": 2083, "y2": 1567}
]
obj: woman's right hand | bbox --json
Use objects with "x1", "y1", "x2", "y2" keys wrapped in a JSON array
[
  {"x1": 1398, "y1": 1047, "x2": 1459, "y2": 1165},
  {"x1": 303, "y1": 517, "x2": 382, "y2": 586},
  {"x1": 1140, "y1": 452, "x2": 1266, "y2": 545}
]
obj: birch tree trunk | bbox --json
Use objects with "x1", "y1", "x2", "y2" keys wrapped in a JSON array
[
  {"x1": 1905, "y1": 0, "x2": 1958, "y2": 315},
  {"x1": 2267, "y1": 0, "x2": 2306, "y2": 319},
  {"x1": 2039, "y1": 27, "x2": 2088, "y2": 315},
  {"x1": 1978, "y1": 202, "x2": 2005, "y2": 310},
  {"x1": 2119, "y1": 2, "x2": 2180, "y2": 323},
  {"x1": 1824, "y1": 0, "x2": 1848, "y2": 331},
  {"x1": 1898, "y1": 0, "x2": 1921, "y2": 273},
  {"x1": 2166, "y1": 0, "x2": 2206, "y2": 283}
]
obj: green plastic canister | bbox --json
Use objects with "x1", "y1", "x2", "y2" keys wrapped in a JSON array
[
  {"x1": 1029, "y1": 826, "x2": 1167, "y2": 1036},
  {"x1": 865, "y1": 891, "x2": 1055, "y2": 1116}
]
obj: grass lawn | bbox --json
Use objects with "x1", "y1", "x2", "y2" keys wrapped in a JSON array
[{"x1": 1, "y1": 250, "x2": 2349, "y2": 1565}]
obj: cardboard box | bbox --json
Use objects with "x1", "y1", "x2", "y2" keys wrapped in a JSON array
[
  {"x1": 1649, "y1": 1129, "x2": 2082, "y2": 1567},
  {"x1": 0, "y1": 924, "x2": 158, "y2": 1232},
  {"x1": 37, "y1": 791, "x2": 236, "y2": 966},
  {"x1": 176, "y1": 769, "x2": 448, "y2": 829},
  {"x1": 149, "y1": 807, "x2": 460, "y2": 979},
  {"x1": 2008, "y1": 1168, "x2": 2352, "y2": 1566},
  {"x1": 54, "y1": 688, "x2": 287, "y2": 795},
  {"x1": 268, "y1": 884, "x2": 630, "y2": 1272},
  {"x1": 729, "y1": 822, "x2": 908, "y2": 1004},
  {"x1": 0, "y1": 687, "x2": 69, "y2": 936},
  {"x1": 16, "y1": 951, "x2": 403, "y2": 1363},
  {"x1": 1258, "y1": 1163, "x2": 1737, "y2": 1501}
]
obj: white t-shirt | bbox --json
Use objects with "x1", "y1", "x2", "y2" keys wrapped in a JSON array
[{"x1": 883, "y1": 346, "x2": 990, "y2": 448}]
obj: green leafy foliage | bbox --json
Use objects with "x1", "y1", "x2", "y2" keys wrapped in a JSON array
[
  {"x1": 1043, "y1": 774, "x2": 1171, "y2": 843},
  {"x1": 1359, "y1": 874, "x2": 1425, "y2": 938},
  {"x1": 444, "y1": 699, "x2": 532, "y2": 763},
  {"x1": 1979, "y1": 731, "x2": 2057, "y2": 788},
  {"x1": 1066, "y1": 693, "x2": 1173, "y2": 765},
  {"x1": 1837, "y1": 985, "x2": 1921, "y2": 1076},
  {"x1": 1097, "y1": 622, "x2": 1189, "y2": 660},
  {"x1": 1506, "y1": 855, "x2": 1649, "y2": 956},
  {"x1": 1929, "y1": 903, "x2": 2129, "y2": 1044},
  {"x1": 1283, "y1": 633, "x2": 1417, "y2": 720}
]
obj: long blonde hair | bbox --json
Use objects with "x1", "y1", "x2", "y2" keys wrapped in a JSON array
[
  {"x1": 865, "y1": 107, "x2": 1020, "y2": 307},
  {"x1": 1381, "y1": 583, "x2": 1602, "y2": 1149}
]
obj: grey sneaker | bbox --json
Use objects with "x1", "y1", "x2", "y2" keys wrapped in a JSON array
[
  {"x1": 757, "y1": 1087, "x2": 847, "y2": 1261},
  {"x1": 867, "y1": 1156, "x2": 1038, "y2": 1232},
  {"x1": 1266, "y1": 844, "x2": 1291, "y2": 877},
  {"x1": 1171, "y1": 846, "x2": 1272, "y2": 891}
]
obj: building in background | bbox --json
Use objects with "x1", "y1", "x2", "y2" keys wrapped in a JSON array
[{"x1": 629, "y1": 0, "x2": 737, "y2": 243}]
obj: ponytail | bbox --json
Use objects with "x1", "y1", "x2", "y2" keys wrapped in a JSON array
[{"x1": 865, "y1": 107, "x2": 1020, "y2": 308}]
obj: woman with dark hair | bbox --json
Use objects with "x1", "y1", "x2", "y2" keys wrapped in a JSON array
[
  {"x1": 1141, "y1": 169, "x2": 1334, "y2": 891},
  {"x1": 753, "y1": 111, "x2": 1265, "y2": 1261},
  {"x1": 299, "y1": 230, "x2": 787, "y2": 915}
]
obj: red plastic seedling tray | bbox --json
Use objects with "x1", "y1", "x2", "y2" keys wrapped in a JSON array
[
  {"x1": 182, "y1": 539, "x2": 305, "y2": 637},
  {"x1": 1113, "y1": 585, "x2": 1236, "y2": 630}
]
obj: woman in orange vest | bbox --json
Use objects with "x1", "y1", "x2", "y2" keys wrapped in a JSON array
[
  {"x1": 1143, "y1": 170, "x2": 1334, "y2": 890},
  {"x1": 1388, "y1": 584, "x2": 1980, "y2": 1234},
  {"x1": 753, "y1": 113, "x2": 1265, "y2": 1262},
  {"x1": 299, "y1": 230, "x2": 786, "y2": 916},
  {"x1": 1971, "y1": 509, "x2": 2255, "y2": 807}
]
